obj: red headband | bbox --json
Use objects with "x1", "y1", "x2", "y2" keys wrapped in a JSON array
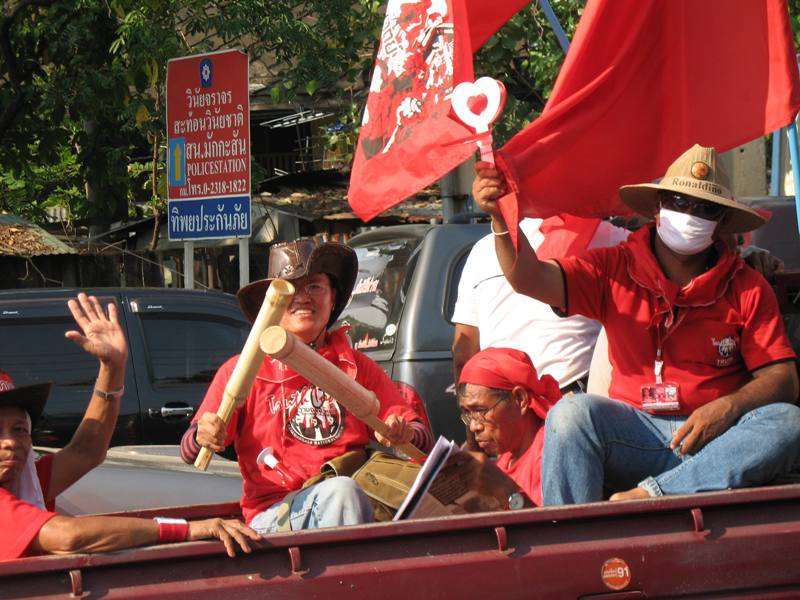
[{"x1": 458, "y1": 348, "x2": 561, "y2": 420}]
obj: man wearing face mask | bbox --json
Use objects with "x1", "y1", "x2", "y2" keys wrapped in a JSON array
[{"x1": 472, "y1": 143, "x2": 800, "y2": 504}]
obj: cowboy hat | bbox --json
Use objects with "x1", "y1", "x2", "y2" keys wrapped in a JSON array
[
  {"x1": 237, "y1": 238, "x2": 358, "y2": 326},
  {"x1": 0, "y1": 371, "x2": 51, "y2": 427},
  {"x1": 619, "y1": 144, "x2": 766, "y2": 233}
]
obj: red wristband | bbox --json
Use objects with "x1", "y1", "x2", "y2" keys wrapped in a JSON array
[{"x1": 154, "y1": 517, "x2": 189, "y2": 543}]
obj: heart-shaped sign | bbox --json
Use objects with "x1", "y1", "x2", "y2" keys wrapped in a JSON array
[{"x1": 451, "y1": 77, "x2": 506, "y2": 133}]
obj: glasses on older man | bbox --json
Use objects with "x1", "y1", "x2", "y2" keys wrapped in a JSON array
[
  {"x1": 659, "y1": 192, "x2": 726, "y2": 221},
  {"x1": 458, "y1": 392, "x2": 510, "y2": 426}
]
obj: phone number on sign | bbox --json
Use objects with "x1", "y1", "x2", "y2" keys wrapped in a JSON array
[{"x1": 186, "y1": 179, "x2": 248, "y2": 197}]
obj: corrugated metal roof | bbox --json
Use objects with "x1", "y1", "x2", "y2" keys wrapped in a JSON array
[
  {"x1": 254, "y1": 185, "x2": 443, "y2": 223},
  {"x1": 0, "y1": 214, "x2": 77, "y2": 257}
]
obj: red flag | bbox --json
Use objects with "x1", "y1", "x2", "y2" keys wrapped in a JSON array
[
  {"x1": 464, "y1": 0, "x2": 530, "y2": 51},
  {"x1": 348, "y1": 0, "x2": 476, "y2": 222},
  {"x1": 495, "y1": 0, "x2": 800, "y2": 252}
]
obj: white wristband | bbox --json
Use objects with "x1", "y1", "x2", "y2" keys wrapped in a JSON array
[
  {"x1": 490, "y1": 220, "x2": 509, "y2": 236},
  {"x1": 94, "y1": 384, "x2": 124, "y2": 400}
]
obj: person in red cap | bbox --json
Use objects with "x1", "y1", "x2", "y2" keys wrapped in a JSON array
[
  {"x1": 181, "y1": 239, "x2": 433, "y2": 533},
  {"x1": 1, "y1": 293, "x2": 258, "y2": 560},
  {"x1": 450, "y1": 347, "x2": 561, "y2": 508},
  {"x1": 473, "y1": 144, "x2": 800, "y2": 504}
]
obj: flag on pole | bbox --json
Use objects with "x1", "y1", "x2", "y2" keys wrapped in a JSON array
[
  {"x1": 348, "y1": 0, "x2": 476, "y2": 222},
  {"x1": 495, "y1": 0, "x2": 800, "y2": 253},
  {"x1": 464, "y1": 0, "x2": 530, "y2": 51}
]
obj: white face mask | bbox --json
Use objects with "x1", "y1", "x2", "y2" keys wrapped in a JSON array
[{"x1": 656, "y1": 208, "x2": 718, "y2": 255}]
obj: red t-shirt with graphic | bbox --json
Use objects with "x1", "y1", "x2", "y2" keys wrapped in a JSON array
[
  {"x1": 193, "y1": 329, "x2": 422, "y2": 523},
  {"x1": 1, "y1": 454, "x2": 57, "y2": 560},
  {"x1": 495, "y1": 424, "x2": 545, "y2": 507},
  {"x1": 557, "y1": 226, "x2": 796, "y2": 414}
]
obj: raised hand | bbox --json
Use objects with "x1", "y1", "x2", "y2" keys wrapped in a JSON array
[
  {"x1": 65, "y1": 293, "x2": 128, "y2": 368},
  {"x1": 472, "y1": 161, "x2": 508, "y2": 219}
]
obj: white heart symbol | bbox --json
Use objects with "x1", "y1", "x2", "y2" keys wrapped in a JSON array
[{"x1": 451, "y1": 77, "x2": 506, "y2": 133}]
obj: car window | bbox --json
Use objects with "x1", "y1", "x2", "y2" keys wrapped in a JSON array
[
  {"x1": 337, "y1": 237, "x2": 422, "y2": 353},
  {"x1": 0, "y1": 318, "x2": 99, "y2": 387},
  {"x1": 138, "y1": 314, "x2": 248, "y2": 386},
  {"x1": 444, "y1": 246, "x2": 472, "y2": 321}
]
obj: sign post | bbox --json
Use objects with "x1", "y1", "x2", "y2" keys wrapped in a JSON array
[{"x1": 166, "y1": 50, "x2": 251, "y2": 288}]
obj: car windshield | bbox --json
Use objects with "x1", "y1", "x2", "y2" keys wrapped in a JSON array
[{"x1": 336, "y1": 237, "x2": 421, "y2": 354}]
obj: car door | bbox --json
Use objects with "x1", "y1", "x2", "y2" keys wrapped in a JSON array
[
  {"x1": 124, "y1": 291, "x2": 249, "y2": 444},
  {"x1": 0, "y1": 291, "x2": 140, "y2": 447}
]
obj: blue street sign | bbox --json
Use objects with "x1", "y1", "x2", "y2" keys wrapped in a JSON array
[
  {"x1": 168, "y1": 196, "x2": 251, "y2": 241},
  {"x1": 168, "y1": 138, "x2": 186, "y2": 187}
]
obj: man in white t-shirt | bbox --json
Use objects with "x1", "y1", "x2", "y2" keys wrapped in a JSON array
[{"x1": 451, "y1": 218, "x2": 629, "y2": 393}]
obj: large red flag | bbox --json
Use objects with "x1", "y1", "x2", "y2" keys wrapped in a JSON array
[
  {"x1": 464, "y1": 0, "x2": 529, "y2": 51},
  {"x1": 495, "y1": 0, "x2": 800, "y2": 252},
  {"x1": 348, "y1": 0, "x2": 476, "y2": 222}
]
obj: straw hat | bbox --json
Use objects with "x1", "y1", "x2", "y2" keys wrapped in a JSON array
[
  {"x1": 619, "y1": 144, "x2": 766, "y2": 233},
  {"x1": 237, "y1": 238, "x2": 357, "y2": 326}
]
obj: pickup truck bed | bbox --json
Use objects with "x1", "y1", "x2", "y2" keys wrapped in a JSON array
[{"x1": 4, "y1": 483, "x2": 800, "y2": 599}]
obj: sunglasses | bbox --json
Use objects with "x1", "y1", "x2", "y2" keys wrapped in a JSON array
[{"x1": 659, "y1": 192, "x2": 726, "y2": 221}]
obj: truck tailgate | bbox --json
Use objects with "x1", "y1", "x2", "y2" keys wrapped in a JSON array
[{"x1": 3, "y1": 486, "x2": 800, "y2": 598}]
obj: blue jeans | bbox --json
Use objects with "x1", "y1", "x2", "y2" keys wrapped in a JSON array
[
  {"x1": 249, "y1": 476, "x2": 373, "y2": 533},
  {"x1": 541, "y1": 394, "x2": 800, "y2": 505}
]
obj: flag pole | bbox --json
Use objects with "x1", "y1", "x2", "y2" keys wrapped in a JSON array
[
  {"x1": 786, "y1": 120, "x2": 800, "y2": 236},
  {"x1": 770, "y1": 129, "x2": 783, "y2": 196},
  {"x1": 538, "y1": 0, "x2": 570, "y2": 54}
]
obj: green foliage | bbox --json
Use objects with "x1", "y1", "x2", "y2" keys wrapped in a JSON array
[
  {"x1": 0, "y1": 0, "x2": 384, "y2": 227},
  {"x1": 0, "y1": 146, "x2": 85, "y2": 224}
]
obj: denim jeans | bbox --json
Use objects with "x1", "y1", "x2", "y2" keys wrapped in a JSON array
[
  {"x1": 541, "y1": 393, "x2": 800, "y2": 505},
  {"x1": 249, "y1": 476, "x2": 373, "y2": 534}
]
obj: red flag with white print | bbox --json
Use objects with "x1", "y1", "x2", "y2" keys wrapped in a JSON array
[{"x1": 348, "y1": 0, "x2": 476, "y2": 221}]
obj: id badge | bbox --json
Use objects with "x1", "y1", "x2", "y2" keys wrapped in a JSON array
[{"x1": 641, "y1": 382, "x2": 681, "y2": 412}]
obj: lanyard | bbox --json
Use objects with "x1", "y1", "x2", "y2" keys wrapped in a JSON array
[{"x1": 654, "y1": 321, "x2": 665, "y2": 385}]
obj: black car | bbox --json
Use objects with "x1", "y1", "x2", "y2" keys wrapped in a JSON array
[
  {"x1": 337, "y1": 223, "x2": 488, "y2": 443},
  {"x1": 0, "y1": 288, "x2": 250, "y2": 446}
]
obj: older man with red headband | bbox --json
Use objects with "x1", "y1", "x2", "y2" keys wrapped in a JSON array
[{"x1": 450, "y1": 347, "x2": 561, "y2": 508}]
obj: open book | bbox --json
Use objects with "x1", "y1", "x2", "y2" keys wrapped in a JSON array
[{"x1": 393, "y1": 436, "x2": 503, "y2": 520}]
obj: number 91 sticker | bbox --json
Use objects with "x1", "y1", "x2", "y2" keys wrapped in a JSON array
[{"x1": 601, "y1": 557, "x2": 632, "y2": 591}]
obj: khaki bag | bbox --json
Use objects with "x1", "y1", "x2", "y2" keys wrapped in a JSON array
[
  {"x1": 302, "y1": 449, "x2": 369, "y2": 489},
  {"x1": 351, "y1": 451, "x2": 422, "y2": 521}
]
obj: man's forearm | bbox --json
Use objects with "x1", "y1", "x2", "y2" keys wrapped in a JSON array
[
  {"x1": 67, "y1": 361, "x2": 125, "y2": 466},
  {"x1": 721, "y1": 360, "x2": 798, "y2": 418},
  {"x1": 32, "y1": 515, "x2": 159, "y2": 555},
  {"x1": 452, "y1": 323, "x2": 480, "y2": 381},
  {"x1": 491, "y1": 216, "x2": 566, "y2": 308}
]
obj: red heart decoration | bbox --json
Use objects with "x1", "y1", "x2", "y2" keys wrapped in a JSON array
[{"x1": 467, "y1": 93, "x2": 488, "y2": 116}]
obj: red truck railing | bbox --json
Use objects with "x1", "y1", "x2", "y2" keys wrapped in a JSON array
[{"x1": 3, "y1": 484, "x2": 800, "y2": 599}]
